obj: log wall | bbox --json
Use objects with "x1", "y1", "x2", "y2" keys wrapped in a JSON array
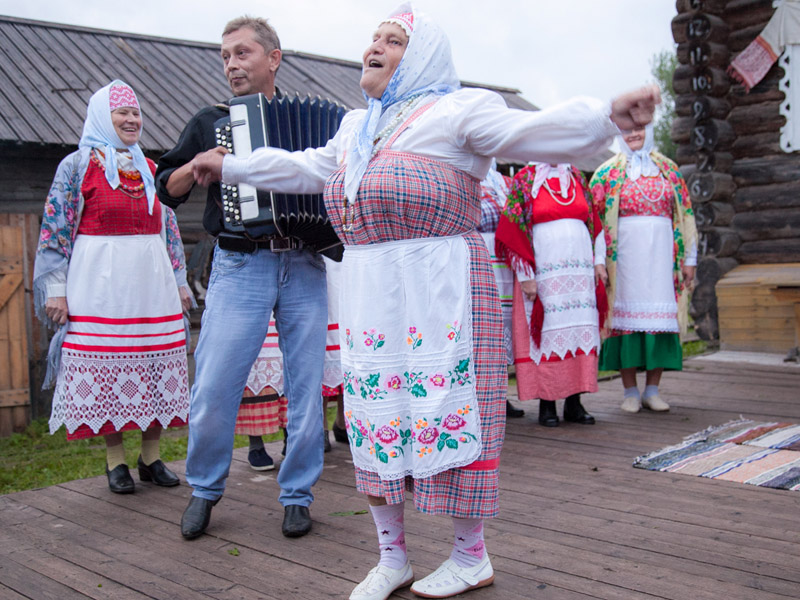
[{"x1": 671, "y1": 0, "x2": 800, "y2": 342}]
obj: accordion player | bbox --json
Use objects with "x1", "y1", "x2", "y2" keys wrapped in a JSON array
[{"x1": 214, "y1": 93, "x2": 346, "y2": 260}]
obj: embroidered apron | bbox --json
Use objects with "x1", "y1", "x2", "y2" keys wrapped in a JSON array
[{"x1": 324, "y1": 103, "x2": 483, "y2": 481}]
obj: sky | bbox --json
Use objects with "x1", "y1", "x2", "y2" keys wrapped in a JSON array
[{"x1": 0, "y1": 0, "x2": 678, "y2": 109}]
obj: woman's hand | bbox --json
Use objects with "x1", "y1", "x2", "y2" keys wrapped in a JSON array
[
  {"x1": 45, "y1": 296, "x2": 69, "y2": 325},
  {"x1": 520, "y1": 279, "x2": 538, "y2": 301},
  {"x1": 179, "y1": 287, "x2": 193, "y2": 314},
  {"x1": 192, "y1": 146, "x2": 229, "y2": 187},
  {"x1": 594, "y1": 264, "x2": 609, "y2": 287},
  {"x1": 682, "y1": 265, "x2": 696, "y2": 291},
  {"x1": 610, "y1": 85, "x2": 661, "y2": 131}
]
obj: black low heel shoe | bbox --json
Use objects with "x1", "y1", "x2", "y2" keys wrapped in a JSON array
[
  {"x1": 106, "y1": 463, "x2": 135, "y2": 494},
  {"x1": 332, "y1": 423, "x2": 348, "y2": 443},
  {"x1": 563, "y1": 394, "x2": 596, "y2": 425},
  {"x1": 506, "y1": 400, "x2": 525, "y2": 419},
  {"x1": 137, "y1": 455, "x2": 180, "y2": 487},
  {"x1": 181, "y1": 496, "x2": 220, "y2": 540},
  {"x1": 538, "y1": 400, "x2": 559, "y2": 427}
]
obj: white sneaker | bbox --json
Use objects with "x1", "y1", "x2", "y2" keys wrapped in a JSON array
[
  {"x1": 620, "y1": 396, "x2": 642, "y2": 413},
  {"x1": 350, "y1": 561, "x2": 414, "y2": 600},
  {"x1": 410, "y1": 554, "x2": 494, "y2": 598},
  {"x1": 642, "y1": 394, "x2": 670, "y2": 412}
]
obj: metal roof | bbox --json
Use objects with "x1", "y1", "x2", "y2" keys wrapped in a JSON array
[{"x1": 0, "y1": 15, "x2": 538, "y2": 153}]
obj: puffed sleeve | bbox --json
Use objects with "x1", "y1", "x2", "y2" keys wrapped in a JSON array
[{"x1": 446, "y1": 89, "x2": 619, "y2": 166}]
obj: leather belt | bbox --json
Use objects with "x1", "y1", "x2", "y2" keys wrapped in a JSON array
[{"x1": 217, "y1": 233, "x2": 303, "y2": 254}]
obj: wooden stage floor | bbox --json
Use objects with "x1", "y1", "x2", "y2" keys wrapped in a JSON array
[{"x1": 2, "y1": 355, "x2": 799, "y2": 599}]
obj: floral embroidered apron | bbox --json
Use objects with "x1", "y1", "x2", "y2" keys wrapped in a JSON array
[{"x1": 324, "y1": 103, "x2": 483, "y2": 481}]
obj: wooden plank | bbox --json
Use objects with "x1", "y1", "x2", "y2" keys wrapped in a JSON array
[
  {"x1": 0, "y1": 273, "x2": 22, "y2": 310},
  {"x1": 0, "y1": 388, "x2": 29, "y2": 408}
]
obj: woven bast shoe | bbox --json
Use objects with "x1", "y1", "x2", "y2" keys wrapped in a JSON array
[
  {"x1": 410, "y1": 554, "x2": 494, "y2": 598},
  {"x1": 350, "y1": 561, "x2": 414, "y2": 600}
]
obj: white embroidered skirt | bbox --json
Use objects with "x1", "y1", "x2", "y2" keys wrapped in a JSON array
[
  {"x1": 50, "y1": 234, "x2": 190, "y2": 435},
  {"x1": 339, "y1": 236, "x2": 482, "y2": 481}
]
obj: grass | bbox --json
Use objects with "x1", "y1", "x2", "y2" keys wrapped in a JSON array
[
  {"x1": 0, "y1": 420, "x2": 280, "y2": 495},
  {"x1": 1, "y1": 407, "x2": 338, "y2": 495}
]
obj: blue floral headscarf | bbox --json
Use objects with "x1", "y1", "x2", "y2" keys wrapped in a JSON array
[
  {"x1": 79, "y1": 80, "x2": 155, "y2": 213},
  {"x1": 344, "y1": 3, "x2": 461, "y2": 203}
]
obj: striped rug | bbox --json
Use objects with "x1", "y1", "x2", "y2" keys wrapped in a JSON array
[{"x1": 633, "y1": 419, "x2": 800, "y2": 491}]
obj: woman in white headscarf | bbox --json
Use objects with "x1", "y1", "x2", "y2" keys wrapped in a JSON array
[
  {"x1": 590, "y1": 125, "x2": 697, "y2": 414},
  {"x1": 496, "y1": 163, "x2": 607, "y2": 428},
  {"x1": 193, "y1": 5, "x2": 659, "y2": 598},
  {"x1": 34, "y1": 80, "x2": 193, "y2": 495}
]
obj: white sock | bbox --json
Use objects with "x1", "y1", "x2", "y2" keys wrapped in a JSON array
[
  {"x1": 643, "y1": 384, "x2": 659, "y2": 399},
  {"x1": 449, "y1": 517, "x2": 486, "y2": 568},
  {"x1": 369, "y1": 503, "x2": 407, "y2": 570},
  {"x1": 623, "y1": 386, "x2": 641, "y2": 401}
]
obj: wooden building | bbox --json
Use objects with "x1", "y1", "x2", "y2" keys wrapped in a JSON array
[
  {"x1": 0, "y1": 15, "x2": 538, "y2": 434},
  {"x1": 671, "y1": 0, "x2": 800, "y2": 354}
]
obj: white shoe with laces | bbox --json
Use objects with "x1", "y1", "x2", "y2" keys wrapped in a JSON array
[
  {"x1": 349, "y1": 560, "x2": 414, "y2": 600},
  {"x1": 410, "y1": 554, "x2": 494, "y2": 598},
  {"x1": 642, "y1": 394, "x2": 670, "y2": 412}
]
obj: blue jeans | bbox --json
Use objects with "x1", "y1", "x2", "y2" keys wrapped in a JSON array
[{"x1": 186, "y1": 245, "x2": 327, "y2": 506}]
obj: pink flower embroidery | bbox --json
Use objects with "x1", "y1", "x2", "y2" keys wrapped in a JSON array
[
  {"x1": 447, "y1": 331, "x2": 455, "y2": 340},
  {"x1": 442, "y1": 414, "x2": 467, "y2": 431},
  {"x1": 375, "y1": 425, "x2": 399, "y2": 444},
  {"x1": 387, "y1": 376, "x2": 402, "y2": 390},
  {"x1": 430, "y1": 374, "x2": 445, "y2": 387},
  {"x1": 417, "y1": 427, "x2": 439, "y2": 445},
  {"x1": 409, "y1": 326, "x2": 417, "y2": 334},
  {"x1": 364, "y1": 338, "x2": 373, "y2": 347}
]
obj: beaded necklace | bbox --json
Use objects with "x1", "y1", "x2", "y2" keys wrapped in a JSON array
[
  {"x1": 542, "y1": 172, "x2": 576, "y2": 206},
  {"x1": 631, "y1": 174, "x2": 667, "y2": 203},
  {"x1": 371, "y1": 93, "x2": 426, "y2": 156},
  {"x1": 91, "y1": 149, "x2": 145, "y2": 198}
]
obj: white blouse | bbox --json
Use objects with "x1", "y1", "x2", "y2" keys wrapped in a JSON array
[{"x1": 222, "y1": 88, "x2": 619, "y2": 194}]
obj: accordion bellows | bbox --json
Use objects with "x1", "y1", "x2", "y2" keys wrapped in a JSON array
[{"x1": 215, "y1": 93, "x2": 346, "y2": 255}]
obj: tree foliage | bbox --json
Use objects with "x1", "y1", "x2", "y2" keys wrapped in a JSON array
[{"x1": 651, "y1": 49, "x2": 678, "y2": 161}]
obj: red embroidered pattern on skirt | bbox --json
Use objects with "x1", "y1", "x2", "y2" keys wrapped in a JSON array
[
  {"x1": 78, "y1": 159, "x2": 162, "y2": 236},
  {"x1": 324, "y1": 152, "x2": 505, "y2": 519}
]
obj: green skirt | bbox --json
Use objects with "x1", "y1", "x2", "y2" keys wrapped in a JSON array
[{"x1": 599, "y1": 332, "x2": 683, "y2": 372}]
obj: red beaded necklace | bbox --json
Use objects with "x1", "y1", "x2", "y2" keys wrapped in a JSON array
[{"x1": 91, "y1": 150, "x2": 146, "y2": 198}]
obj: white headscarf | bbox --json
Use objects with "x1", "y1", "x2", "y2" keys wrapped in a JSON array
[
  {"x1": 529, "y1": 163, "x2": 572, "y2": 199},
  {"x1": 344, "y1": 3, "x2": 460, "y2": 203},
  {"x1": 79, "y1": 80, "x2": 155, "y2": 214},
  {"x1": 618, "y1": 124, "x2": 659, "y2": 181}
]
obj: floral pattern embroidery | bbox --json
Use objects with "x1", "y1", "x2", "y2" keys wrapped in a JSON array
[
  {"x1": 536, "y1": 258, "x2": 594, "y2": 275},
  {"x1": 446, "y1": 321, "x2": 462, "y2": 343},
  {"x1": 345, "y1": 328, "x2": 354, "y2": 350},
  {"x1": 403, "y1": 371, "x2": 428, "y2": 398},
  {"x1": 406, "y1": 326, "x2": 423, "y2": 350},
  {"x1": 363, "y1": 329, "x2": 386, "y2": 350},
  {"x1": 448, "y1": 358, "x2": 471, "y2": 386},
  {"x1": 342, "y1": 404, "x2": 477, "y2": 463}
]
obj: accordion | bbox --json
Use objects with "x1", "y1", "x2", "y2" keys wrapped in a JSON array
[{"x1": 214, "y1": 93, "x2": 346, "y2": 258}]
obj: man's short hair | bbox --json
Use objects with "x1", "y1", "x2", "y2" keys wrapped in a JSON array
[{"x1": 223, "y1": 16, "x2": 281, "y2": 53}]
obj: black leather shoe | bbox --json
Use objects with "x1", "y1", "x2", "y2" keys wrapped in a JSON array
[
  {"x1": 138, "y1": 455, "x2": 180, "y2": 486},
  {"x1": 332, "y1": 423, "x2": 348, "y2": 443},
  {"x1": 282, "y1": 504, "x2": 312, "y2": 538},
  {"x1": 563, "y1": 394, "x2": 596, "y2": 424},
  {"x1": 324, "y1": 430, "x2": 332, "y2": 453},
  {"x1": 538, "y1": 400, "x2": 559, "y2": 427},
  {"x1": 181, "y1": 496, "x2": 219, "y2": 540},
  {"x1": 506, "y1": 400, "x2": 525, "y2": 419},
  {"x1": 106, "y1": 463, "x2": 135, "y2": 494},
  {"x1": 281, "y1": 427, "x2": 287, "y2": 457}
]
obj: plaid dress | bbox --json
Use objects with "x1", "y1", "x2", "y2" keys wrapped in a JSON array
[{"x1": 323, "y1": 104, "x2": 506, "y2": 519}]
